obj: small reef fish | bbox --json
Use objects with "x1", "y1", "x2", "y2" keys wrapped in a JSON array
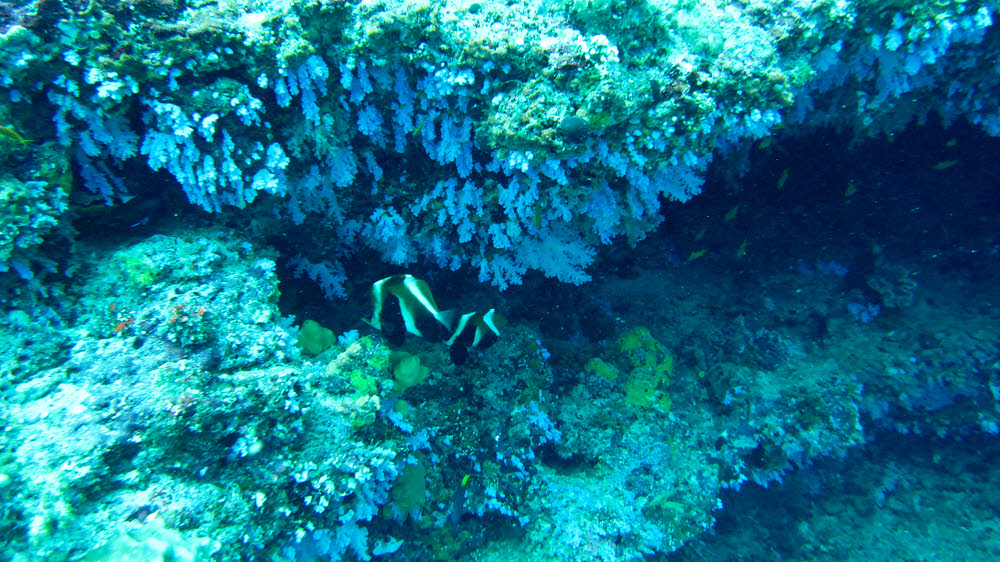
[
  {"x1": 445, "y1": 309, "x2": 506, "y2": 364},
  {"x1": 844, "y1": 181, "x2": 857, "y2": 197},
  {"x1": 776, "y1": 168, "x2": 789, "y2": 190},
  {"x1": 0, "y1": 125, "x2": 29, "y2": 145},
  {"x1": 736, "y1": 239, "x2": 748, "y2": 258},
  {"x1": 686, "y1": 248, "x2": 708, "y2": 262}
]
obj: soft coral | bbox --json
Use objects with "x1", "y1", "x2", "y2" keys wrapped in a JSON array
[{"x1": 0, "y1": 0, "x2": 67, "y2": 37}]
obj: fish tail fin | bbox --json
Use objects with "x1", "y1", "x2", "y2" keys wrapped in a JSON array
[{"x1": 437, "y1": 308, "x2": 460, "y2": 333}]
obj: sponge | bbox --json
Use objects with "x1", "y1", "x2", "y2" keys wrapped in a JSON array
[{"x1": 299, "y1": 319, "x2": 336, "y2": 355}]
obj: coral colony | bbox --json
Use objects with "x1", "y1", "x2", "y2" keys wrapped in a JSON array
[{"x1": 2, "y1": 1, "x2": 1000, "y2": 560}]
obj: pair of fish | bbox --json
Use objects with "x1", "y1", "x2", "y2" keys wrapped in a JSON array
[{"x1": 365, "y1": 274, "x2": 506, "y2": 364}]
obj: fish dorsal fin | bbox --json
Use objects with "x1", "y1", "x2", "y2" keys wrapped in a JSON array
[
  {"x1": 402, "y1": 275, "x2": 440, "y2": 317},
  {"x1": 481, "y1": 309, "x2": 505, "y2": 336},
  {"x1": 437, "y1": 308, "x2": 460, "y2": 333},
  {"x1": 473, "y1": 309, "x2": 505, "y2": 348}
]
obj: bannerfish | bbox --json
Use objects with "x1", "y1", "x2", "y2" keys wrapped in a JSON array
[
  {"x1": 445, "y1": 309, "x2": 507, "y2": 364},
  {"x1": 365, "y1": 274, "x2": 455, "y2": 346},
  {"x1": 364, "y1": 275, "x2": 505, "y2": 363}
]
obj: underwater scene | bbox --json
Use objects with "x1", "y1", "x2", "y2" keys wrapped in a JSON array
[{"x1": 2, "y1": 0, "x2": 1000, "y2": 560}]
